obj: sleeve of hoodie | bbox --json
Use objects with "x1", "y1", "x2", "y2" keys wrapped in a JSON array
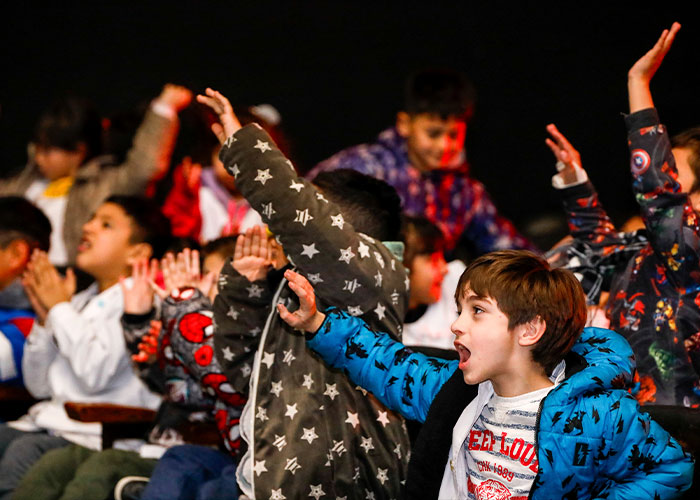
[
  {"x1": 218, "y1": 124, "x2": 407, "y2": 336},
  {"x1": 21, "y1": 322, "x2": 59, "y2": 399},
  {"x1": 212, "y1": 259, "x2": 276, "y2": 395},
  {"x1": 306, "y1": 308, "x2": 458, "y2": 423},
  {"x1": 625, "y1": 108, "x2": 700, "y2": 291}
]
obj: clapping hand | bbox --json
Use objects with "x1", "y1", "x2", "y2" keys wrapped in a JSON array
[{"x1": 22, "y1": 250, "x2": 76, "y2": 324}]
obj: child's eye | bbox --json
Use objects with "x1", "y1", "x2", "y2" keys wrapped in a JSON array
[{"x1": 473, "y1": 306, "x2": 484, "y2": 315}]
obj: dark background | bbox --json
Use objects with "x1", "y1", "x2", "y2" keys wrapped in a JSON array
[{"x1": 2, "y1": 3, "x2": 698, "y2": 246}]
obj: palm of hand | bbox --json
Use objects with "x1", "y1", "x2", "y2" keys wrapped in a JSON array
[{"x1": 234, "y1": 255, "x2": 270, "y2": 283}]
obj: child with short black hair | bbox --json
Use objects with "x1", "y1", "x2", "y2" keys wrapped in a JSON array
[
  {"x1": 0, "y1": 85, "x2": 190, "y2": 267},
  {"x1": 279, "y1": 250, "x2": 693, "y2": 499},
  {"x1": 0, "y1": 195, "x2": 170, "y2": 498},
  {"x1": 309, "y1": 67, "x2": 535, "y2": 255},
  {"x1": 0, "y1": 197, "x2": 51, "y2": 385}
]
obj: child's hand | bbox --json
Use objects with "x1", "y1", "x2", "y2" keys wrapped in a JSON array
[
  {"x1": 132, "y1": 319, "x2": 161, "y2": 364},
  {"x1": 120, "y1": 258, "x2": 158, "y2": 315},
  {"x1": 158, "y1": 84, "x2": 193, "y2": 112},
  {"x1": 196, "y1": 88, "x2": 242, "y2": 144},
  {"x1": 22, "y1": 250, "x2": 76, "y2": 313},
  {"x1": 233, "y1": 226, "x2": 275, "y2": 282},
  {"x1": 155, "y1": 249, "x2": 215, "y2": 299},
  {"x1": 628, "y1": 23, "x2": 680, "y2": 113},
  {"x1": 545, "y1": 123, "x2": 584, "y2": 185},
  {"x1": 278, "y1": 269, "x2": 326, "y2": 333},
  {"x1": 628, "y1": 23, "x2": 680, "y2": 86}
]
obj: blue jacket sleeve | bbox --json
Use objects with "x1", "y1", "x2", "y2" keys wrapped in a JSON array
[
  {"x1": 307, "y1": 308, "x2": 458, "y2": 422},
  {"x1": 601, "y1": 394, "x2": 694, "y2": 499}
]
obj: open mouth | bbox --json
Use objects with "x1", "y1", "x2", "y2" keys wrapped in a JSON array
[
  {"x1": 77, "y1": 237, "x2": 92, "y2": 252},
  {"x1": 454, "y1": 342, "x2": 471, "y2": 370}
]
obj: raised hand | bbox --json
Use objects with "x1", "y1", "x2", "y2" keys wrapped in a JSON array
[
  {"x1": 628, "y1": 23, "x2": 680, "y2": 112},
  {"x1": 158, "y1": 84, "x2": 193, "y2": 112},
  {"x1": 232, "y1": 226, "x2": 274, "y2": 282},
  {"x1": 22, "y1": 250, "x2": 76, "y2": 314},
  {"x1": 277, "y1": 269, "x2": 326, "y2": 333},
  {"x1": 196, "y1": 88, "x2": 242, "y2": 143},
  {"x1": 120, "y1": 258, "x2": 159, "y2": 315},
  {"x1": 131, "y1": 319, "x2": 161, "y2": 364},
  {"x1": 545, "y1": 123, "x2": 584, "y2": 185},
  {"x1": 155, "y1": 249, "x2": 215, "y2": 299}
]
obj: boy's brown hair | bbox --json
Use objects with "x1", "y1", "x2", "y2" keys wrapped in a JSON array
[
  {"x1": 455, "y1": 250, "x2": 586, "y2": 374},
  {"x1": 672, "y1": 127, "x2": 700, "y2": 193}
]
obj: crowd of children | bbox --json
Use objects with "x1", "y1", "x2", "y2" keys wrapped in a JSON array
[{"x1": 0, "y1": 22, "x2": 697, "y2": 500}]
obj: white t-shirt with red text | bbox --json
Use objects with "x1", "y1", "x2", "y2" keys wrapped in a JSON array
[{"x1": 463, "y1": 384, "x2": 555, "y2": 500}]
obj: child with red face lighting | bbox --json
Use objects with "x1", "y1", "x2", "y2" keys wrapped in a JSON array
[
  {"x1": 401, "y1": 215, "x2": 465, "y2": 351},
  {"x1": 308, "y1": 68, "x2": 536, "y2": 255},
  {"x1": 277, "y1": 250, "x2": 693, "y2": 499}
]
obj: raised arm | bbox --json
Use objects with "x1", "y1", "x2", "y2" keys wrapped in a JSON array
[{"x1": 628, "y1": 23, "x2": 680, "y2": 114}]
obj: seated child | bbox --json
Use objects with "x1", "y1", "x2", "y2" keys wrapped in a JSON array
[
  {"x1": 0, "y1": 197, "x2": 51, "y2": 385},
  {"x1": 401, "y1": 215, "x2": 465, "y2": 351},
  {"x1": 545, "y1": 23, "x2": 700, "y2": 406},
  {"x1": 198, "y1": 89, "x2": 411, "y2": 498},
  {"x1": 10, "y1": 240, "x2": 246, "y2": 500},
  {"x1": 0, "y1": 85, "x2": 191, "y2": 266},
  {"x1": 0, "y1": 195, "x2": 170, "y2": 497},
  {"x1": 308, "y1": 68, "x2": 535, "y2": 254},
  {"x1": 279, "y1": 250, "x2": 694, "y2": 499}
]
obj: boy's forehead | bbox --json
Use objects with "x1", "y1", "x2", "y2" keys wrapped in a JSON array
[{"x1": 411, "y1": 113, "x2": 466, "y2": 127}]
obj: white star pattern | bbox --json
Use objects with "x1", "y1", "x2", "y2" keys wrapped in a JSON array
[
  {"x1": 302, "y1": 373, "x2": 314, "y2": 389},
  {"x1": 355, "y1": 385, "x2": 368, "y2": 396},
  {"x1": 323, "y1": 383, "x2": 339, "y2": 400},
  {"x1": 331, "y1": 439, "x2": 347, "y2": 456},
  {"x1": 282, "y1": 349, "x2": 296, "y2": 365},
  {"x1": 241, "y1": 363, "x2": 251, "y2": 377},
  {"x1": 285, "y1": 403, "x2": 299, "y2": 420},
  {"x1": 347, "y1": 305, "x2": 363, "y2": 316},
  {"x1": 309, "y1": 484, "x2": 325, "y2": 500},
  {"x1": 253, "y1": 460, "x2": 268, "y2": 476},
  {"x1": 229, "y1": 164, "x2": 241, "y2": 178},
  {"x1": 269, "y1": 488, "x2": 286, "y2": 500},
  {"x1": 254, "y1": 139, "x2": 271, "y2": 153},
  {"x1": 404, "y1": 275, "x2": 411, "y2": 291},
  {"x1": 270, "y1": 380, "x2": 283, "y2": 397},
  {"x1": 254, "y1": 168, "x2": 273, "y2": 185},
  {"x1": 285, "y1": 457, "x2": 302, "y2": 475},
  {"x1": 374, "y1": 270, "x2": 383, "y2": 287},
  {"x1": 360, "y1": 436, "x2": 374, "y2": 453},
  {"x1": 376, "y1": 410, "x2": 390, "y2": 427},
  {"x1": 307, "y1": 273, "x2": 323, "y2": 284},
  {"x1": 374, "y1": 251, "x2": 385, "y2": 268},
  {"x1": 247, "y1": 284, "x2": 263, "y2": 298},
  {"x1": 338, "y1": 246, "x2": 355, "y2": 264},
  {"x1": 357, "y1": 241, "x2": 370, "y2": 258},
  {"x1": 221, "y1": 346, "x2": 234, "y2": 361},
  {"x1": 218, "y1": 273, "x2": 228, "y2": 288},
  {"x1": 365, "y1": 490, "x2": 376, "y2": 500},
  {"x1": 300, "y1": 427, "x2": 319, "y2": 444},
  {"x1": 345, "y1": 411, "x2": 360, "y2": 429},
  {"x1": 249, "y1": 326, "x2": 262, "y2": 336},
  {"x1": 316, "y1": 192, "x2": 328, "y2": 203},
  {"x1": 393, "y1": 443, "x2": 402, "y2": 459},
  {"x1": 294, "y1": 208, "x2": 314, "y2": 226},
  {"x1": 261, "y1": 351, "x2": 275, "y2": 369},
  {"x1": 261, "y1": 202, "x2": 276, "y2": 219},
  {"x1": 289, "y1": 180, "x2": 304, "y2": 192},
  {"x1": 391, "y1": 289, "x2": 400, "y2": 305},
  {"x1": 391, "y1": 259, "x2": 396, "y2": 271},
  {"x1": 330, "y1": 213, "x2": 345, "y2": 229},
  {"x1": 374, "y1": 302, "x2": 386, "y2": 320},
  {"x1": 256, "y1": 406, "x2": 269, "y2": 422},
  {"x1": 227, "y1": 306, "x2": 239, "y2": 320},
  {"x1": 273, "y1": 434, "x2": 287, "y2": 451},
  {"x1": 376, "y1": 468, "x2": 389, "y2": 485},
  {"x1": 285, "y1": 159, "x2": 295, "y2": 170},
  {"x1": 343, "y1": 279, "x2": 361, "y2": 293},
  {"x1": 353, "y1": 467, "x2": 360, "y2": 481},
  {"x1": 223, "y1": 135, "x2": 236, "y2": 148},
  {"x1": 301, "y1": 243, "x2": 320, "y2": 259}
]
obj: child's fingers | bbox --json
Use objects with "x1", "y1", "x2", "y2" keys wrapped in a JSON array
[
  {"x1": 277, "y1": 303, "x2": 298, "y2": 327},
  {"x1": 210, "y1": 123, "x2": 226, "y2": 145},
  {"x1": 234, "y1": 234, "x2": 245, "y2": 261}
]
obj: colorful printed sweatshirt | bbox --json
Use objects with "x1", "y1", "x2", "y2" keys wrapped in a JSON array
[
  {"x1": 307, "y1": 309, "x2": 694, "y2": 499},
  {"x1": 213, "y1": 124, "x2": 411, "y2": 499},
  {"x1": 550, "y1": 108, "x2": 700, "y2": 406},
  {"x1": 309, "y1": 127, "x2": 535, "y2": 254},
  {"x1": 123, "y1": 289, "x2": 245, "y2": 453}
]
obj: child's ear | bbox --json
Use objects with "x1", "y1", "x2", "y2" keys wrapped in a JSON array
[
  {"x1": 396, "y1": 112, "x2": 412, "y2": 138},
  {"x1": 126, "y1": 242, "x2": 153, "y2": 265},
  {"x1": 519, "y1": 316, "x2": 547, "y2": 347},
  {"x1": 689, "y1": 191, "x2": 700, "y2": 213},
  {"x1": 6, "y1": 240, "x2": 31, "y2": 274}
]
